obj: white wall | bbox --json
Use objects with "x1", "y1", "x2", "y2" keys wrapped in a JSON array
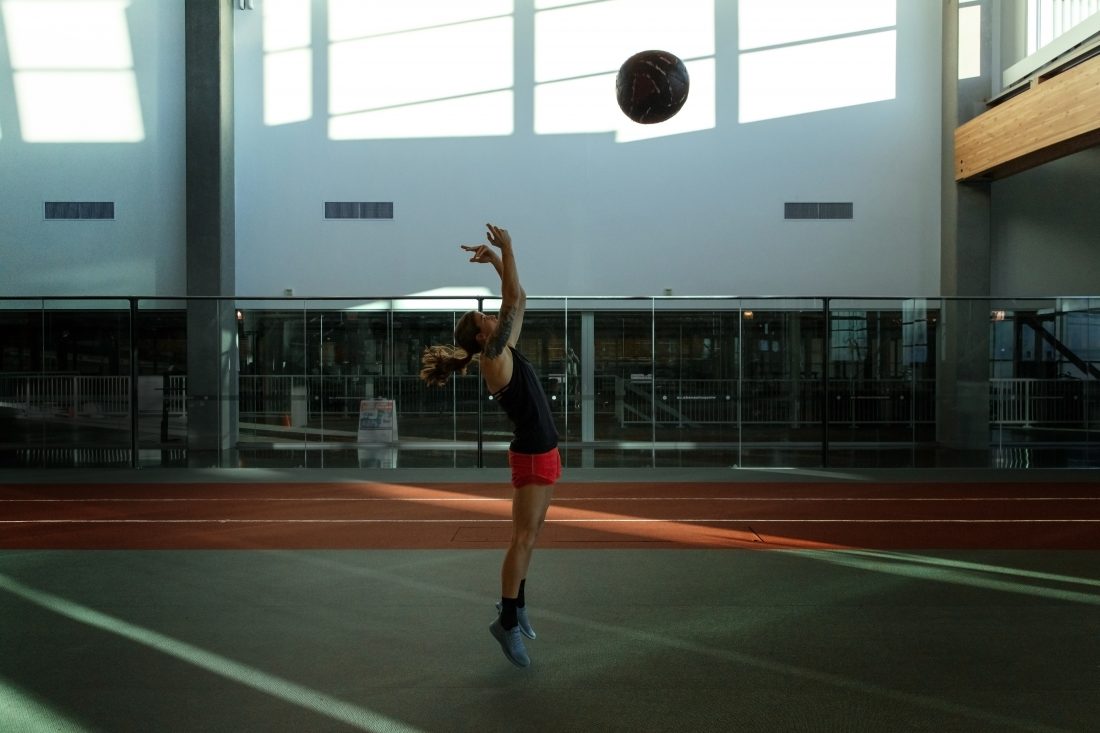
[
  {"x1": 991, "y1": 147, "x2": 1100, "y2": 296},
  {"x1": 233, "y1": 1, "x2": 943, "y2": 299},
  {"x1": 0, "y1": 1, "x2": 945, "y2": 300},
  {"x1": 0, "y1": 0, "x2": 186, "y2": 297}
]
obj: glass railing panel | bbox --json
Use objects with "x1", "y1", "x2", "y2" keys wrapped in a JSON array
[
  {"x1": 5, "y1": 294, "x2": 1100, "y2": 472},
  {"x1": 134, "y1": 298, "x2": 187, "y2": 467},
  {"x1": 825, "y1": 297, "x2": 936, "y2": 468},
  {"x1": 1089, "y1": 297, "x2": 1099, "y2": 464},
  {"x1": 393, "y1": 299, "x2": 482, "y2": 468},
  {"x1": 554, "y1": 301, "x2": 582, "y2": 469},
  {"x1": 49, "y1": 298, "x2": 134, "y2": 466},
  {"x1": 589, "y1": 298, "x2": 658, "y2": 468},
  {"x1": 314, "y1": 297, "x2": 383, "y2": 468},
  {"x1": 0, "y1": 299, "x2": 46, "y2": 467},
  {"x1": 649, "y1": 298, "x2": 744, "y2": 468},
  {"x1": 233, "y1": 297, "x2": 309, "y2": 468},
  {"x1": 0, "y1": 298, "x2": 133, "y2": 467},
  {"x1": 990, "y1": 296, "x2": 1098, "y2": 467},
  {"x1": 737, "y1": 298, "x2": 825, "y2": 468},
  {"x1": 939, "y1": 296, "x2": 1040, "y2": 468}
]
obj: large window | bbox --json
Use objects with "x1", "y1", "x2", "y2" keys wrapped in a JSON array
[{"x1": 959, "y1": 0, "x2": 981, "y2": 80}]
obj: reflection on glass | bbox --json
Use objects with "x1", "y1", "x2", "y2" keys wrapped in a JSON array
[
  {"x1": 0, "y1": 299, "x2": 133, "y2": 467},
  {"x1": 738, "y1": 301, "x2": 825, "y2": 467},
  {"x1": 1, "y1": 296, "x2": 1097, "y2": 470},
  {"x1": 826, "y1": 300, "x2": 935, "y2": 466}
]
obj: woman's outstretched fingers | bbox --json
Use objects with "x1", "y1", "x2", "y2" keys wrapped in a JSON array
[{"x1": 485, "y1": 223, "x2": 510, "y2": 248}]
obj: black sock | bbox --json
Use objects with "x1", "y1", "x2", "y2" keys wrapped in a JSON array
[
  {"x1": 517, "y1": 579, "x2": 526, "y2": 609},
  {"x1": 500, "y1": 597, "x2": 519, "y2": 629}
]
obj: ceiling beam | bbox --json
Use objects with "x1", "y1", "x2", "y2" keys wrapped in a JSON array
[{"x1": 955, "y1": 51, "x2": 1100, "y2": 182}]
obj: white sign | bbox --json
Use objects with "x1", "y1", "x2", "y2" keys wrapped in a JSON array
[{"x1": 357, "y1": 399, "x2": 397, "y2": 468}]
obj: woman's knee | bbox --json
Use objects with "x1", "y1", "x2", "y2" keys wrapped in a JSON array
[{"x1": 510, "y1": 527, "x2": 540, "y2": 552}]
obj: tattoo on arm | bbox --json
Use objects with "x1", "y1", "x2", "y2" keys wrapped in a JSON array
[{"x1": 483, "y1": 306, "x2": 516, "y2": 359}]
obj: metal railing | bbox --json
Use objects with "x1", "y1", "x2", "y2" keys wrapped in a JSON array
[
  {"x1": 3, "y1": 374, "x2": 1092, "y2": 429},
  {"x1": 0, "y1": 374, "x2": 130, "y2": 419},
  {"x1": 1, "y1": 294, "x2": 1096, "y2": 468},
  {"x1": 990, "y1": 377, "x2": 1094, "y2": 427}
]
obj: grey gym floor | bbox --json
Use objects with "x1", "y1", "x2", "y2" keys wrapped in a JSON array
[{"x1": 2, "y1": 468, "x2": 1099, "y2": 732}]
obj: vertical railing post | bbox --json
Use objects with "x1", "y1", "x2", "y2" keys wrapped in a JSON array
[
  {"x1": 1023, "y1": 378, "x2": 1033, "y2": 428},
  {"x1": 821, "y1": 297, "x2": 830, "y2": 467},
  {"x1": 476, "y1": 297, "x2": 484, "y2": 468},
  {"x1": 651, "y1": 297, "x2": 657, "y2": 465},
  {"x1": 129, "y1": 297, "x2": 139, "y2": 467}
]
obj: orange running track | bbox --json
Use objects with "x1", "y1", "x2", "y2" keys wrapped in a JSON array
[{"x1": 3, "y1": 480, "x2": 1100, "y2": 550}]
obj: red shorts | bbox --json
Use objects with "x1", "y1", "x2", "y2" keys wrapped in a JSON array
[{"x1": 508, "y1": 447, "x2": 561, "y2": 489}]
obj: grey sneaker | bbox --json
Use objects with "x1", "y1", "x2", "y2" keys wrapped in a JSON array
[
  {"x1": 496, "y1": 602, "x2": 537, "y2": 640},
  {"x1": 489, "y1": 618, "x2": 530, "y2": 667}
]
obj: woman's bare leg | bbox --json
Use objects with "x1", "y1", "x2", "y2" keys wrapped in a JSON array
[{"x1": 501, "y1": 483, "x2": 554, "y2": 597}]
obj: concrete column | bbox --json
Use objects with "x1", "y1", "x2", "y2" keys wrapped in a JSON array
[
  {"x1": 938, "y1": 0, "x2": 993, "y2": 461},
  {"x1": 185, "y1": 0, "x2": 238, "y2": 467}
]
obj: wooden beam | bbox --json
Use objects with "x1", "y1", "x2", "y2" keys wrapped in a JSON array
[{"x1": 955, "y1": 52, "x2": 1100, "y2": 181}]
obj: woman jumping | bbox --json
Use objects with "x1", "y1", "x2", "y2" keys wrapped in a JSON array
[{"x1": 420, "y1": 223, "x2": 560, "y2": 668}]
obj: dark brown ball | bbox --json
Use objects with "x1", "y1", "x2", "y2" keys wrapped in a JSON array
[{"x1": 615, "y1": 50, "x2": 690, "y2": 124}]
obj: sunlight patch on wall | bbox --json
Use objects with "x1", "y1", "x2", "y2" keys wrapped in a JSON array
[
  {"x1": 327, "y1": 1, "x2": 514, "y2": 140},
  {"x1": 739, "y1": 0, "x2": 896, "y2": 50},
  {"x1": 263, "y1": 0, "x2": 312, "y2": 125},
  {"x1": 740, "y1": 31, "x2": 896, "y2": 123},
  {"x1": 330, "y1": 90, "x2": 513, "y2": 140},
  {"x1": 533, "y1": 0, "x2": 715, "y2": 142},
  {"x1": 2, "y1": 0, "x2": 143, "y2": 142},
  {"x1": 738, "y1": 0, "x2": 896, "y2": 124},
  {"x1": 535, "y1": 59, "x2": 714, "y2": 143},
  {"x1": 329, "y1": 0, "x2": 512, "y2": 41},
  {"x1": 329, "y1": 19, "x2": 512, "y2": 114}
]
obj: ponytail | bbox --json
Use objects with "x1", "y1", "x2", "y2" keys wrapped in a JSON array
[
  {"x1": 420, "y1": 310, "x2": 483, "y2": 387},
  {"x1": 420, "y1": 345, "x2": 476, "y2": 387}
]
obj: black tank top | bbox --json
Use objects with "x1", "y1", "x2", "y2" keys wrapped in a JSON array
[{"x1": 491, "y1": 346, "x2": 559, "y2": 454}]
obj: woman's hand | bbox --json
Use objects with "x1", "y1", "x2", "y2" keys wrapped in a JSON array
[
  {"x1": 461, "y1": 244, "x2": 500, "y2": 265},
  {"x1": 485, "y1": 223, "x2": 511, "y2": 249}
]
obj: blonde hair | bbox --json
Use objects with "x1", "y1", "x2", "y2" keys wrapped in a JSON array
[{"x1": 419, "y1": 310, "x2": 481, "y2": 387}]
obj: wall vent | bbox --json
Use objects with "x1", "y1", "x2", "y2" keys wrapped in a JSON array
[
  {"x1": 784, "y1": 202, "x2": 853, "y2": 220},
  {"x1": 324, "y1": 201, "x2": 394, "y2": 220},
  {"x1": 44, "y1": 202, "x2": 115, "y2": 220}
]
